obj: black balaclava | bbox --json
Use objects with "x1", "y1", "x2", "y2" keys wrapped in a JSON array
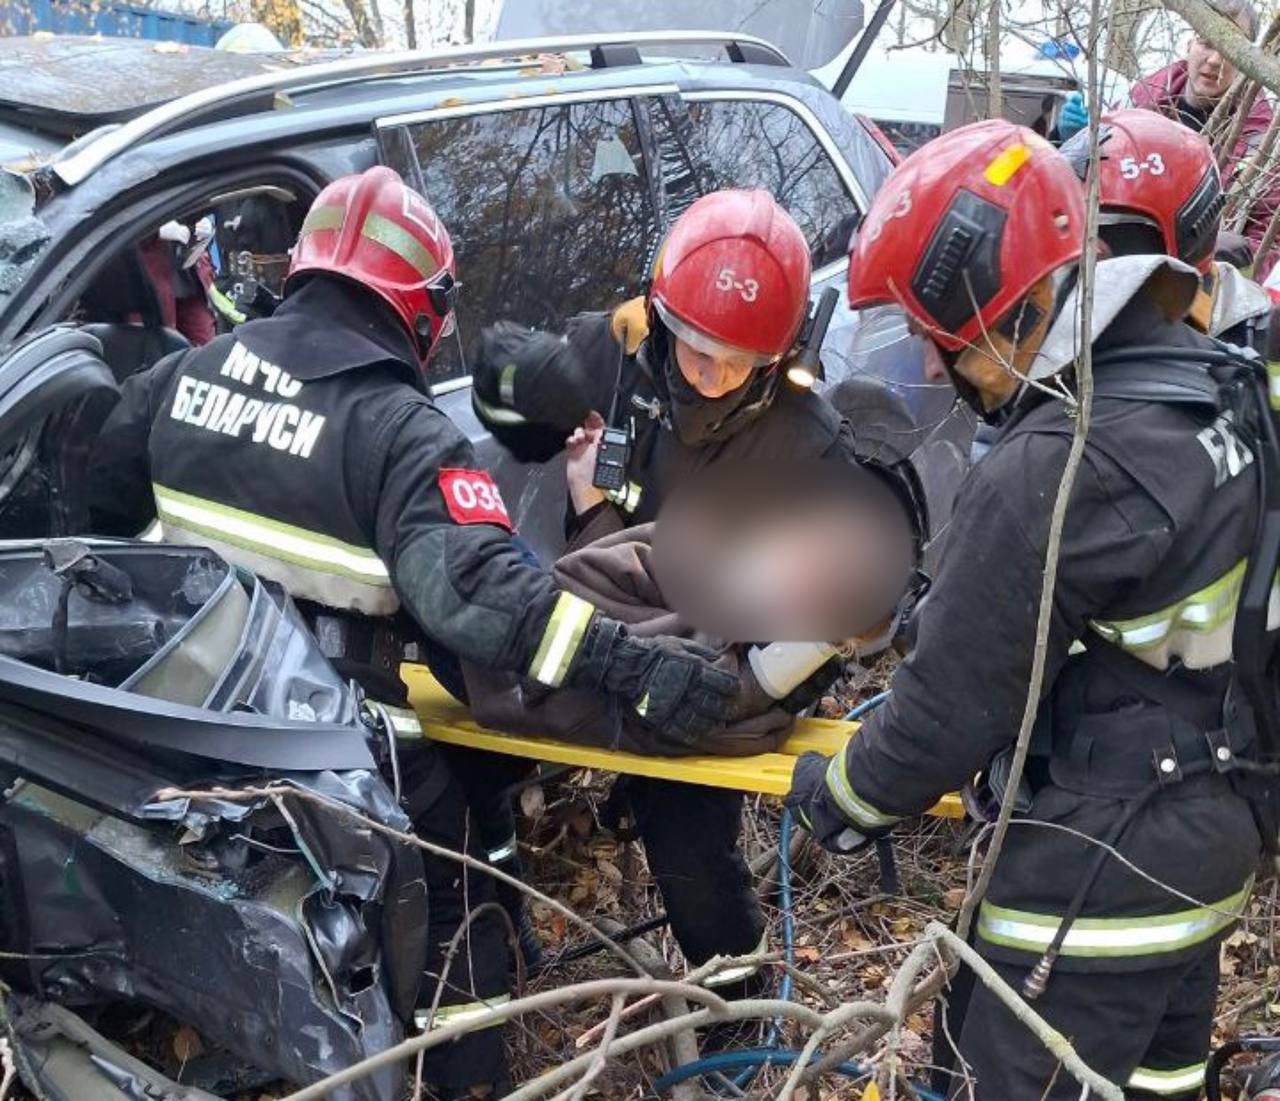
[{"x1": 646, "y1": 320, "x2": 780, "y2": 448}]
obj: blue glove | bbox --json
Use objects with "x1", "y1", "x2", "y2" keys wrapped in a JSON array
[
  {"x1": 785, "y1": 752, "x2": 871, "y2": 855},
  {"x1": 1057, "y1": 91, "x2": 1088, "y2": 141}
]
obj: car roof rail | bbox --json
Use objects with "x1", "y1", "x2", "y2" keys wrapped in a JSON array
[{"x1": 51, "y1": 30, "x2": 791, "y2": 188}]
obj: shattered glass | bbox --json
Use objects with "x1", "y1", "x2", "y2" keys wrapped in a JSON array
[{"x1": 0, "y1": 169, "x2": 51, "y2": 296}]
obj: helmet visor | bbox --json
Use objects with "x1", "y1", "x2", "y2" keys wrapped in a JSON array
[{"x1": 652, "y1": 298, "x2": 781, "y2": 374}]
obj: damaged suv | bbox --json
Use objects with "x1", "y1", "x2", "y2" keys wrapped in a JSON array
[
  {"x1": 0, "y1": 335, "x2": 425, "y2": 1098},
  {"x1": 0, "y1": 29, "x2": 971, "y2": 1099}
]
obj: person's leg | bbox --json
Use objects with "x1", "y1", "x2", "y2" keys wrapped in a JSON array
[
  {"x1": 400, "y1": 746, "x2": 511, "y2": 1098},
  {"x1": 627, "y1": 779, "x2": 765, "y2": 971},
  {"x1": 1125, "y1": 949, "x2": 1218, "y2": 1100},
  {"x1": 440, "y1": 745, "x2": 542, "y2": 968},
  {"x1": 949, "y1": 953, "x2": 1204, "y2": 1101}
]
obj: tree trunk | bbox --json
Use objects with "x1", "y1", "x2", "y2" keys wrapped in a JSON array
[
  {"x1": 340, "y1": 0, "x2": 382, "y2": 47},
  {"x1": 464, "y1": 0, "x2": 476, "y2": 43},
  {"x1": 403, "y1": 0, "x2": 416, "y2": 49},
  {"x1": 942, "y1": 0, "x2": 977, "y2": 54}
]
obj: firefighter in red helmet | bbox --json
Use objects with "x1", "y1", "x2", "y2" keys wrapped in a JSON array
[
  {"x1": 1059, "y1": 108, "x2": 1280, "y2": 368},
  {"x1": 786, "y1": 120, "x2": 1266, "y2": 1099},
  {"x1": 88, "y1": 167, "x2": 740, "y2": 1097},
  {"x1": 468, "y1": 188, "x2": 928, "y2": 1015}
]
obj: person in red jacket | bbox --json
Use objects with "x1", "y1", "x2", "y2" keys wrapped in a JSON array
[
  {"x1": 1056, "y1": 0, "x2": 1273, "y2": 275},
  {"x1": 1123, "y1": 0, "x2": 1277, "y2": 276}
]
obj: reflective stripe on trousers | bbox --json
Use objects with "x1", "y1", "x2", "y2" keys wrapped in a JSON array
[
  {"x1": 1126, "y1": 1062, "x2": 1206, "y2": 1096},
  {"x1": 977, "y1": 878, "x2": 1252, "y2": 959},
  {"x1": 382, "y1": 705, "x2": 423, "y2": 739},
  {"x1": 153, "y1": 483, "x2": 399, "y2": 616},
  {"x1": 702, "y1": 931, "x2": 769, "y2": 987},
  {"x1": 415, "y1": 993, "x2": 512, "y2": 1032}
]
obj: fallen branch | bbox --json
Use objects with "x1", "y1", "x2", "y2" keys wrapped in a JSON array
[
  {"x1": 555, "y1": 993, "x2": 625, "y2": 1101},
  {"x1": 0, "y1": 1038, "x2": 15, "y2": 1101},
  {"x1": 925, "y1": 924, "x2": 1124, "y2": 1101},
  {"x1": 277, "y1": 981, "x2": 794, "y2": 1101},
  {"x1": 502, "y1": 998, "x2": 826, "y2": 1101}
]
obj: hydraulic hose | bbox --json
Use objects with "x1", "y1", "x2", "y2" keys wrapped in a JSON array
[
  {"x1": 654, "y1": 1049, "x2": 946, "y2": 1099},
  {"x1": 663, "y1": 692, "x2": 915, "y2": 1096},
  {"x1": 845, "y1": 690, "x2": 892, "y2": 722},
  {"x1": 729, "y1": 807, "x2": 796, "y2": 1088}
]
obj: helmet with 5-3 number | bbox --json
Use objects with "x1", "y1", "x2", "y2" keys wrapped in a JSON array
[
  {"x1": 649, "y1": 189, "x2": 811, "y2": 368},
  {"x1": 287, "y1": 166, "x2": 458, "y2": 367},
  {"x1": 848, "y1": 120, "x2": 1084, "y2": 352},
  {"x1": 1060, "y1": 108, "x2": 1223, "y2": 274}
]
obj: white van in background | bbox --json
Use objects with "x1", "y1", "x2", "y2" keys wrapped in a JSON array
[{"x1": 817, "y1": 40, "x2": 1130, "y2": 155}]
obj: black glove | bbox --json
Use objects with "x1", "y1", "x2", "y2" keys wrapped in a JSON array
[
  {"x1": 567, "y1": 616, "x2": 739, "y2": 746},
  {"x1": 785, "y1": 752, "x2": 871, "y2": 854}
]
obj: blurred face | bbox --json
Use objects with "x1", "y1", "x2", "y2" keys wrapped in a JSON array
[
  {"x1": 1184, "y1": 17, "x2": 1251, "y2": 108},
  {"x1": 673, "y1": 336, "x2": 758, "y2": 398}
]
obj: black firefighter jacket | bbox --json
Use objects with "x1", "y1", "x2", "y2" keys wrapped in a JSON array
[
  {"x1": 471, "y1": 309, "x2": 928, "y2": 549},
  {"x1": 817, "y1": 278, "x2": 1265, "y2": 973},
  {"x1": 89, "y1": 278, "x2": 596, "y2": 696}
]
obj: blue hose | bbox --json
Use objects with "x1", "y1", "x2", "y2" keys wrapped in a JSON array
[
  {"x1": 728, "y1": 809, "x2": 795, "y2": 1088},
  {"x1": 655, "y1": 1048, "x2": 865, "y2": 1090},
  {"x1": 844, "y1": 689, "x2": 892, "y2": 722},
  {"x1": 654, "y1": 1049, "x2": 946, "y2": 1099},
  {"x1": 660, "y1": 691, "x2": 931, "y2": 1097}
]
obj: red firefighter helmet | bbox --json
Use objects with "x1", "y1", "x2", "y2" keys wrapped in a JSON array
[
  {"x1": 287, "y1": 166, "x2": 458, "y2": 366},
  {"x1": 649, "y1": 189, "x2": 811, "y2": 367},
  {"x1": 848, "y1": 120, "x2": 1084, "y2": 353},
  {"x1": 1061, "y1": 108, "x2": 1223, "y2": 274}
]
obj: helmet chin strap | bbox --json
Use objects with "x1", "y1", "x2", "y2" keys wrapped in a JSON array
[
  {"x1": 413, "y1": 314, "x2": 434, "y2": 365},
  {"x1": 646, "y1": 317, "x2": 779, "y2": 446},
  {"x1": 948, "y1": 274, "x2": 1065, "y2": 424}
]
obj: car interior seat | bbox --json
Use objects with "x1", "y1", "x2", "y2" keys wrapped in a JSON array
[{"x1": 79, "y1": 248, "x2": 191, "y2": 382}]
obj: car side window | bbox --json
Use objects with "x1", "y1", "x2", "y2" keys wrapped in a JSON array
[
  {"x1": 645, "y1": 97, "x2": 861, "y2": 272},
  {"x1": 379, "y1": 98, "x2": 655, "y2": 385}
]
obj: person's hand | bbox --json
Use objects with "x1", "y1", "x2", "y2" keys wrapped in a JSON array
[
  {"x1": 785, "y1": 752, "x2": 871, "y2": 854},
  {"x1": 567, "y1": 617, "x2": 740, "y2": 746},
  {"x1": 1057, "y1": 91, "x2": 1088, "y2": 141},
  {"x1": 566, "y1": 411, "x2": 607, "y2": 515}
]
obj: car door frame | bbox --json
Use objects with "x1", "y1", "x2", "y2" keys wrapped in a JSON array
[{"x1": 2, "y1": 162, "x2": 328, "y2": 348}]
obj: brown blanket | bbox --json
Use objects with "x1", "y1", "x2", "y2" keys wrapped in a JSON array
[{"x1": 461, "y1": 524, "x2": 792, "y2": 757}]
